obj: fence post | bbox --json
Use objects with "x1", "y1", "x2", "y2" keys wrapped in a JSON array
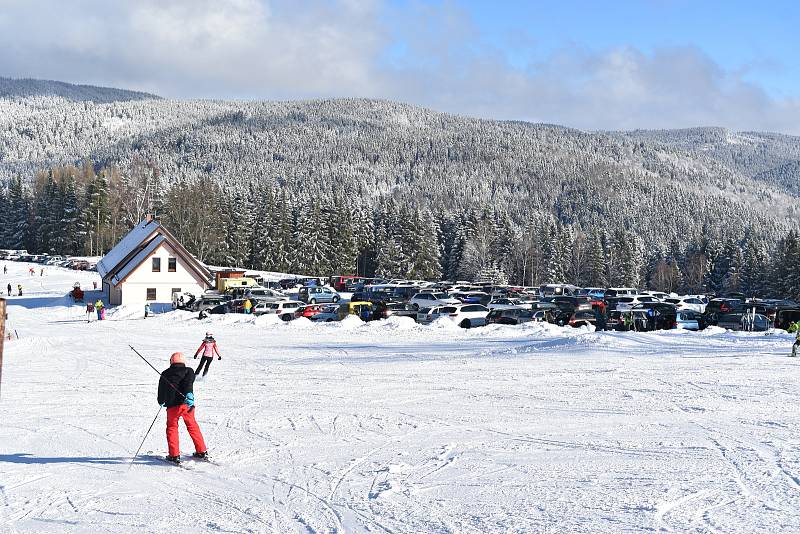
[{"x1": 0, "y1": 298, "x2": 5, "y2": 399}]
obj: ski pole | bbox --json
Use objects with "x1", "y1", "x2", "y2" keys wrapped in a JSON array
[
  {"x1": 129, "y1": 405, "x2": 162, "y2": 470},
  {"x1": 128, "y1": 345, "x2": 186, "y2": 401}
]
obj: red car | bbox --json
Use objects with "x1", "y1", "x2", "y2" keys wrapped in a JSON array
[{"x1": 295, "y1": 304, "x2": 325, "y2": 319}]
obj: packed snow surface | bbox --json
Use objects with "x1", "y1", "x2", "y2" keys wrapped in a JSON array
[{"x1": 1, "y1": 263, "x2": 799, "y2": 533}]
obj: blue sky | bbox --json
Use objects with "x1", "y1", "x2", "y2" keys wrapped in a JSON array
[
  {"x1": 447, "y1": 0, "x2": 797, "y2": 95},
  {"x1": 0, "y1": 0, "x2": 798, "y2": 132}
]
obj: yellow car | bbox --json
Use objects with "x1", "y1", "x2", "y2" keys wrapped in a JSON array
[{"x1": 337, "y1": 301, "x2": 374, "y2": 321}]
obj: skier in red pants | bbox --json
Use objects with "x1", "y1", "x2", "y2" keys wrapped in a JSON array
[{"x1": 157, "y1": 352, "x2": 208, "y2": 464}]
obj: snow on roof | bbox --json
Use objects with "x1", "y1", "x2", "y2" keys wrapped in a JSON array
[
  {"x1": 97, "y1": 219, "x2": 160, "y2": 278},
  {"x1": 111, "y1": 234, "x2": 165, "y2": 286}
]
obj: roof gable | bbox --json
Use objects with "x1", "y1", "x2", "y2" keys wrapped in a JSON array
[
  {"x1": 98, "y1": 218, "x2": 212, "y2": 288},
  {"x1": 97, "y1": 219, "x2": 159, "y2": 278}
]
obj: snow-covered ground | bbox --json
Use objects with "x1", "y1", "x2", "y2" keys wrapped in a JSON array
[{"x1": 1, "y1": 262, "x2": 799, "y2": 533}]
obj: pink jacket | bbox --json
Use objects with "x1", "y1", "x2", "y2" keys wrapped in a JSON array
[{"x1": 194, "y1": 340, "x2": 220, "y2": 358}]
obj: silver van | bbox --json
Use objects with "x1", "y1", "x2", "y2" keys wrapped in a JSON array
[{"x1": 298, "y1": 286, "x2": 341, "y2": 304}]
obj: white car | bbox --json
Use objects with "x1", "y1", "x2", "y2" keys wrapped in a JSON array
[
  {"x1": 615, "y1": 295, "x2": 660, "y2": 311},
  {"x1": 408, "y1": 292, "x2": 460, "y2": 310},
  {"x1": 488, "y1": 298, "x2": 522, "y2": 310},
  {"x1": 417, "y1": 305, "x2": 458, "y2": 324},
  {"x1": 664, "y1": 296, "x2": 707, "y2": 313},
  {"x1": 254, "y1": 300, "x2": 303, "y2": 320},
  {"x1": 418, "y1": 304, "x2": 490, "y2": 328},
  {"x1": 640, "y1": 291, "x2": 672, "y2": 301}
]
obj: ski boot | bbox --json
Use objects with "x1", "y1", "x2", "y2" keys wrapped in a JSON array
[
  {"x1": 165, "y1": 455, "x2": 181, "y2": 465},
  {"x1": 192, "y1": 451, "x2": 209, "y2": 460}
]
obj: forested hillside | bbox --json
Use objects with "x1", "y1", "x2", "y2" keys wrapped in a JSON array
[{"x1": 0, "y1": 78, "x2": 798, "y2": 297}]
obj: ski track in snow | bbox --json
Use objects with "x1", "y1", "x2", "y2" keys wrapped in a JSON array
[{"x1": 1, "y1": 262, "x2": 800, "y2": 533}]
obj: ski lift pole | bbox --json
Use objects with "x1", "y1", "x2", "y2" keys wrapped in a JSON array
[{"x1": 0, "y1": 299, "x2": 5, "y2": 399}]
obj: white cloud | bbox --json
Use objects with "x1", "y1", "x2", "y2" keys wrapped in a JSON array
[{"x1": 0, "y1": 0, "x2": 798, "y2": 133}]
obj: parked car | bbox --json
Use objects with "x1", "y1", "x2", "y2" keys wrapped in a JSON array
[
  {"x1": 254, "y1": 300, "x2": 303, "y2": 320},
  {"x1": 310, "y1": 305, "x2": 341, "y2": 322},
  {"x1": 614, "y1": 295, "x2": 661, "y2": 312},
  {"x1": 577, "y1": 287, "x2": 606, "y2": 299},
  {"x1": 664, "y1": 296, "x2": 707, "y2": 313},
  {"x1": 640, "y1": 291, "x2": 672, "y2": 301},
  {"x1": 631, "y1": 302, "x2": 678, "y2": 331},
  {"x1": 295, "y1": 304, "x2": 326, "y2": 319},
  {"x1": 567, "y1": 310, "x2": 598, "y2": 328},
  {"x1": 245, "y1": 287, "x2": 289, "y2": 302},
  {"x1": 543, "y1": 296, "x2": 593, "y2": 313},
  {"x1": 703, "y1": 298, "x2": 745, "y2": 325},
  {"x1": 373, "y1": 301, "x2": 417, "y2": 320},
  {"x1": 717, "y1": 312, "x2": 771, "y2": 332},
  {"x1": 408, "y1": 292, "x2": 460, "y2": 310},
  {"x1": 487, "y1": 298, "x2": 522, "y2": 310},
  {"x1": 298, "y1": 286, "x2": 341, "y2": 304},
  {"x1": 198, "y1": 303, "x2": 229, "y2": 319},
  {"x1": 417, "y1": 306, "x2": 459, "y2": 325},
  {"x1": 674, "y1": 309, "x2": 702, "y2": 331},
  {"x1": 486, "y1": 307, "x2": 538, "y2": 325},
  {"x1": 604, "y1": 287, "x2": 638, "y2": 298},
  {"x1": 775, "y1": 308, "x2": 800, "y2": 330},
  {"x1": 338, "y1": 301, "x2": 375, "y2": 321},
  {"x1": 192, "y1": 295, "x2": 229, "y2": 312},
  {"x1": 417, "y1": 304, "x2": 489, "y2": 328},
  {"x1": 453, "y1": 291, "x2": 492, "y2": 305}
]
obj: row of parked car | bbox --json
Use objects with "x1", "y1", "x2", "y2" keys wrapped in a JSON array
[
  {"x1": 174, "y1": 277, "x2": 800, "y2": 332},
  {"x1": 0, "y1": 250, "x2": 97, "y2": 271}
]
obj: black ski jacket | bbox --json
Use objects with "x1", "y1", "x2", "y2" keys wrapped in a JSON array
[{"x1": 157, "y1": 363, "x2": 195, "y2": 408}]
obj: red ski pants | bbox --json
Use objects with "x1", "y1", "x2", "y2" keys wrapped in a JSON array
[{"x1": 166, "y1": 404, "x2": 207, "y2": 457}]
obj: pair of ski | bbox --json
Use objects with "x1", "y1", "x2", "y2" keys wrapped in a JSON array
[{"x1": 145, "y1": 452, "x2": 218, "y2": 469}]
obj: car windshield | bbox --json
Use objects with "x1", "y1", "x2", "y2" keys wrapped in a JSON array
[
  {"x1": 666, "y1": 299, "x2": 680, "y2": 304},
  {"x1": 433, "y1": 293, "x2": 449, "y2": 299}
]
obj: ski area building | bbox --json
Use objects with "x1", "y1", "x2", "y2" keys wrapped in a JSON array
[{"x1": 97, "y1": 217, "x2": 212, "y2": 306}]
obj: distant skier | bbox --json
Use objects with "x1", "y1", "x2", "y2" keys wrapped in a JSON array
[
  {"x1": 40, "y1": 268, "x2": 44, "y2": 277},
  {"x1": 28, "y1": 267, "x2": 34, "y2": 276},
  {"x1": 193, "y1": 332, "x2": 221, "y2": 377},
  {"x1": 86, "y1": 302, "x2": 95, "y2": 322},
  {"x1": 144, "y1": 303, "x2": 151, "y2": 318},
  {"x1": 3, "y1": 265, "x2": 6, "y2": 275},
  {"x1": 93, "y1": 280, "x2": 98, "y2": 290},
  {"x1": 158, "y1": 352, "x2": 208, "y2": 464},
  {"x1": 6, "y1": 283, "x2": 10, "y2": 296},
  {"x1": 790, "y1": 321, "x2": 800, "y2": 357},
  {"x1": 95, "y1": 299, "x2": 104, "y2": 320},
  {"x1": 243, "y1": 298, "x2": 252, "y2": 315},
  {"x1": 17, "y1": 284, "x2": 22, "y2": 296}
]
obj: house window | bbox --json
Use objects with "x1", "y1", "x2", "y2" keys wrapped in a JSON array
[
  {"x1": 172, "y1": 288, "x2": 182, "y2": 296},
  {"x1": 168, "y1": 258, "x2": 177, "y2": 272},
  {"x1": 152, "y1": 257, "x2": 161, "y2": 272},
  {"x1": 146, "y1": 288, "x2": 157, "y2": 301}
]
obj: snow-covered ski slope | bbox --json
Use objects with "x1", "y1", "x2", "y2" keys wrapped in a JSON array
[{"x1": 1, "y1": 262, "x2": 799, "y2": 533}]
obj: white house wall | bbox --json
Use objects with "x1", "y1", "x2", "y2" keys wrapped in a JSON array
[{"x1": 115, "y1": 241, "x2": 209, "y2": 305}]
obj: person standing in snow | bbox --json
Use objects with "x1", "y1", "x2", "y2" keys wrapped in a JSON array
[
  {"x1": 6, "y1": 283, "x2": 10, "y2": 296},
  {"x1": 3, "y1": 265, "x2": 7, "y2": 275},
  {"x1": 789, "y1": 321, "x2": 800, "y2": 357},
  {"x1": 95, "y1": 299, "x2": 104, "y2": 320},
  {"x1": 144, "y1": 303, "x2": 151, "y2": 318},
  {"x1": 40, "y1": 268, "x2": 44, "y2": 277},
  {"x1": 243, "y1": 298, "x2": 252, "y2": 315},
  {"x1": 17, "y1": 284, "x2": 22, "y2": 296},
  {"x1": 193, "y1": 332, "x2": 221, "y2": 377},
  {"x1": 158, "y1": 352, "x2": 208, "y2": 464},
  {"x1": 86, "y1": 302, "x2": 95, "y2": 322}
]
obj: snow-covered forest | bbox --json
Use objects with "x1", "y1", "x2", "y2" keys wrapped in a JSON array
[{"x1": 1, "y1": 78, "x2": 799, "y2": 297}]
